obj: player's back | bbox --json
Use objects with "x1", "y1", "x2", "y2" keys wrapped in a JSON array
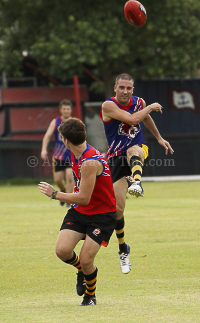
[{"x1": 72, "y1": 143, "x2": 116, "y2": 215}]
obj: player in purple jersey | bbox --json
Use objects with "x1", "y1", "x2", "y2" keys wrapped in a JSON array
[
  {"x1": 41, "y1": 99, "x2": 73, "y2": 206},
  {"x1": 101, "y1": 73, "x2": 174, "y2": 274}
]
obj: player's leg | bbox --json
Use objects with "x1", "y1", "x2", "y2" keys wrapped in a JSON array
[
  {"x1": 65, "y1": 167, "x2": 74, "y2": 207},
  {"x1": 53, "y1": 163, "x2": 66, "y2": 205},
  {"x1": 114, "y1": 177, "x2": 132, "y2": 274},
  {"x1": 56, "y1": 229, "x2": 84, "y2": 261},
  {"x1": 52, "y1": 158, "x2": 66, "y2": 191},
  {"x1": 53, "y1": 170, "x2": 66, "y2": 205},
  {"x1": 56, "y1": 229, "x2": 86, "y2": 296},
  {"x1": 65, "y1": 167, "x2": 73, "y2": 193},
  {"x1": 79, "y1": 235, "x2": 100, "y2": 306},
  {"x1": 79, "y1": 210, "x2": 116, "y2": 306},
  {"x1": 53, "y1": 170, "x2": 65, "y2": 191},
  {"x1": 127, "y1": 145, "x2": 148, "y2": 197}
]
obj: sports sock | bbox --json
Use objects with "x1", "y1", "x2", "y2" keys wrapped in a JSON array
[
  {"x1": 84, "y1": 267, "x2": 98, "y2": 296},
  {"x1": 64, "y1": 251, "x2": 82, "y2": 271},
  {"x1": 115, "y1": 217, "x2": 127, "y2": 253},
  {"x1": 130, "y1": 156, "x2": 143, "y2": 182}
]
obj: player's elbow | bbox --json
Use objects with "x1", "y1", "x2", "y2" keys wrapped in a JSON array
[
  {"x1": 131, "y1": 117, "x2": 140, "y2": 125},
  {"x1": 79, "y1": 195, "x2": 91, "y2": 205}
]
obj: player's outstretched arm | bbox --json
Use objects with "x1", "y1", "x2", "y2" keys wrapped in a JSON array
[
  {"x1": 157, "y1": 137, "x2": 174, "y2": 155},
  {"x1": 41, "y1": 119, "x2": 55, "y2": 160},
  {"x1": 38, "y1": 160, "x2": 100, "y2": 204},
  {"x1": 143, "y1": 115, "x2": 174, "y2": 155},
  {"x1": 102, "y1": 101, "x2": 162, "y2": 125}
]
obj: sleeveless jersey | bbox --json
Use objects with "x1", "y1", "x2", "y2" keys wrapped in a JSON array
[
  {"x1": 72, "y1": 143, "x2": 116, "y2": 215},
  {"x1": 53, "y1": 117, "x2": 72, "y2": 161},
  {"x1": 101, "y1": 96, "x2": 146, "y2": 159}
]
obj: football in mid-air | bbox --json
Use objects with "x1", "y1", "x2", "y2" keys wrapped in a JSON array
[{"x1": 124, "y1": 0, "x2": 147, "y2": 27}]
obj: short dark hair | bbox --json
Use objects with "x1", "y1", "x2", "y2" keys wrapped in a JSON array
[
  {"x1": 59, "y1": 99, "x2": 72, "y2": 109},
  {"x1": 58, "y1": 118, "x2": 86, "y2": 146},
  {"x1": 115, "y1": 73, "x2": 134, "y2": 86}
]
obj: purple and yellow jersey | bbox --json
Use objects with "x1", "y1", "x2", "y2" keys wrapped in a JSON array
[
  {"x1": 53, "y1": 117, "x2": 72, "y2": 161},
  {"x1": 101, "y1": 96, "x2": 146, "y2": 159}
]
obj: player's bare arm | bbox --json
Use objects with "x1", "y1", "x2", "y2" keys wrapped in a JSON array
[
  {"x1": 102, "y1": 101, "x2": 162, "y2": 126},
  {"x1": 41, "y1": 119, "x2": 56, "y2": 160},
  {"x1": 143, "y1": 115, "x2": 174, "y2": 155},
  {"x1": 38, "y1": 159, "x2": 103, "y2": 204}
]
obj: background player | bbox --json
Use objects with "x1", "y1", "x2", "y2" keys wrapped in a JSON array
[
  {"x1": 38, "y1": 118, "x2": 117, "y2": 306},
  {"x1": 101, "y1": 73, "x2": 174, "y2": 274},
  {"x1": 41, "y1": 99, "x2": 73, "y2": 206}
]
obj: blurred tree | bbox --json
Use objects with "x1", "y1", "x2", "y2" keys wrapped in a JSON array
[{"x1": 0, "y1": 0, "x2": 200, "y2": 97}]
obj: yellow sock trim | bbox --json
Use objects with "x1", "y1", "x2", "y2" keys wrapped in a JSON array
[
  {"x1": 115, "y1": 228, "x2": 124, "y2": 235},
  {"x1": 118, "y1": 237, "x2": 125, "y2": 244},
  {"x1": 134, "y1": 174, "x2": 142, "y2": 181},
  {"x1": 131, "y1": 165, "x2": 142, "y2": 173}
]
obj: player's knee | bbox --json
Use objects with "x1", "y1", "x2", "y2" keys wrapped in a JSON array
[
  {"x1": 127, "y1": 146, "x2": 144, "y2": 163},
  {"x1": 55, "y1": 244, "x2": 64, "y2": 259},
  {"x1": 55, "y1": 244, "x2": 70, "y2": 261},
  {"x1": 116, "y1": 201, "x2": 125, "y2": 216},
  {"x1": 54, "y1": 178, "x2": 62, "y2": 186},
  {"x1": 127, "y1": 147, "x2": 139, "y2": 160}
]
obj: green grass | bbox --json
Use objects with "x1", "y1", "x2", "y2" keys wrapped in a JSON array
[
  {"x1": 0, "y1": 182, "x2": 200, "y2": 323},
  {"x1": 0, "y1": 177, "x2": 54, "y2": 186}
]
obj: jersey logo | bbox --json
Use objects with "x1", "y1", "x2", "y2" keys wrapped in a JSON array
[
  {"x1": 93, "y1": 228, "x2": 101, "y2": 236},
  {"x1": 118, "y1": 122, "x2": 140, "y2": 139},
  {"x1": 72, "y1": 170, "x2": 80, "y2": 190},
  {"x1": 58, "y1": 131, "x2": 63, "y2": 142}
]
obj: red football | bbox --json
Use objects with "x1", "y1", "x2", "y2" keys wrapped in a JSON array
[{"x1": 124, "y1": 0, "x2": 147, "y2": 27}]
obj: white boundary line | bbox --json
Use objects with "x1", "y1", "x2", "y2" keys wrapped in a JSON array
[{"x1": 143, "y1": 175, "x2": 200, "y2": 182}]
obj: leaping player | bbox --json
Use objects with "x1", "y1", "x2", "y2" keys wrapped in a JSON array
[{"x1": 101, "y1": 73, "x2": 174, "y2": 274}]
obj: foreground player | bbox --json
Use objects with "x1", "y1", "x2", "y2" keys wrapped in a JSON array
[
  {"x1": 101, "y1": 73, "x2": 174, "y2": 274},
  {"x1": 38, "y1": 118, "x2": 117, "y2": 306},
  {"x1": 41, "y1": 99, "x2": 73, "y2": 206}
]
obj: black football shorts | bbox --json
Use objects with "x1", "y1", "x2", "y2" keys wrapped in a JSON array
[
  {"x1": 52, "y1": 157, "x2": 72, "y2": 172},
  {"x1": 60, "y1": 207, "x2": 117, "y2": 247},
  {"x1": 108, "y1": 144, "x2": 148, "y2": 183}
]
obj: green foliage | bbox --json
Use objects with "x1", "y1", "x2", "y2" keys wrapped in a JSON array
[{"x1": 0, "y1": 0, "x2": 200, "y2": 93}]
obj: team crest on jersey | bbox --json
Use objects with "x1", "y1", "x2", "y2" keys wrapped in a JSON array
[{"x1": 118, "y1": 122, "x2": 140, "y2": 139}]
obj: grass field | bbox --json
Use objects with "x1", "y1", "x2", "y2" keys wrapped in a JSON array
[{"x1": 1, "y1": 181, "x2": 200, "y2": 323}]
